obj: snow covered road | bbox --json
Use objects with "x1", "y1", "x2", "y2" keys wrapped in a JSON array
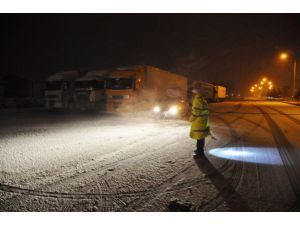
[{"x1": 0, "y1": 101, "x2": 300, "y2": 211}]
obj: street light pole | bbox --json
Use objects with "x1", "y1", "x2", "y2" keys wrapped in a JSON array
[
  {"x1": 292, "y1": 58, "x2": 297, "y2": 98},
  {"x1": 279, "y1": 52, "x2": 297, "y2": 98}
]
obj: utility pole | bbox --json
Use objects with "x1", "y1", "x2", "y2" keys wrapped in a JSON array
[
  {"x1": 292, "y1": 58, "x2": 297, "y2": 98},
  {"x1": 279, "y1": 52, "x2": 297, "y2": 98}
]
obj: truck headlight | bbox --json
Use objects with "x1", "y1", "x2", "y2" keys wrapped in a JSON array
[
  {"x1": 169, "y1": 106, "x2": 178, "y2": 115},
  {"x1": 153, "y1": 106, "x2": 161, "y2": 113}
]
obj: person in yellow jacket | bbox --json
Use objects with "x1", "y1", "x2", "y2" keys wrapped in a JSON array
[{"x1": 189, "y1": 82, "x2": 210, "y2": 156}]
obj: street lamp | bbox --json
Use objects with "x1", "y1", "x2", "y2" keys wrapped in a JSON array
[
  {"x1": 280, "y1": 53, "x2": 288, "y2": 60},
  {"x1": 249, "y1": 77, "x2": 274, "y2": 98},
  {"x1": 279, "y1": 52, "x2": 297, "y2": 98}
]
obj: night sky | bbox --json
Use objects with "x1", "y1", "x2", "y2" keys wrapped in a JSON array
[{"x1": 1, "y1": 14, "x2": 300, "y2": 95}]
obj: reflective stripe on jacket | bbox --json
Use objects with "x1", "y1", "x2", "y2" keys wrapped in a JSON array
[{"x1": 189, "y1": 93, "x2": 210, "y2": 140}]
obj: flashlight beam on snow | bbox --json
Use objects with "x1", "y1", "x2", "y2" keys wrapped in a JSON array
[{"x1": 208, "y1": 147, "x2": 283, "y2": 165}]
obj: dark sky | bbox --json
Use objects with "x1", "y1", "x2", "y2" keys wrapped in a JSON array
[{"x1": 1, "y1": 14, "x2": 300, "y2": 94}]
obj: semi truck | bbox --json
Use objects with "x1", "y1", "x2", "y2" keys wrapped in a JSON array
[
  {"x1": 74, "y1": 70, "x2": 108, "y2": 111},
  {"x1": 44, "y1": 70, "x2": 80, "y2": 109},
  {"x1": 105, "y1": 65, "x2": 188, "y2": 118},
  {"x1": 188, "y1": 81, "x2": 226, "y2": 102},
  {"x1": 215, "y1": 85, "x2": 226, "y2": 101}
]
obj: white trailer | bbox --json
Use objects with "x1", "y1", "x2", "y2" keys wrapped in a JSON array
[
  {"x1": 44, "y1": 71, "x2": 80, "y2": 109},
  {"x1": 74, "y1": 70, "x2": 108, "y2": 111}
]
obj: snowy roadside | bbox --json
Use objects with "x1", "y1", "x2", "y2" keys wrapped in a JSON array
[
  {"x1": 281, "y1": 100, "x2": 300, "y2": 107},
  {"x1": 1, "y1": 101, "x2": 300, "y2": 211}
]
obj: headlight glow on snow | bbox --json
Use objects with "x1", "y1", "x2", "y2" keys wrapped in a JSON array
[
  {"x1": 153, "y1": 106, "x2": 161, "y2": 113},
  {"x1": 169, "y1": 106, "x2": 178, "y2": 115},
  {"x1": 208, "y1": 147, "x2": 283, "y2": 165}
]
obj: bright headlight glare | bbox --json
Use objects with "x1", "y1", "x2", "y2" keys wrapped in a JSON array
[
  {"x1": 169, "y1": 106, "x2": 178, "y2": 115},
  {"x1": 153, "y1": 106, "x2": 160, "y2": 113}
]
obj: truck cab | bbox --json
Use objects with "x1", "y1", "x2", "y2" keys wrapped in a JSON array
[
  {"x1": 44, "y1": 71, "x2": 80, "y2": 109},
  {"x1": 105, "y1": 66, "x2": 144, "y2": 112},
  {"x1": 74, "y1": 70, "x2": 108, "y2": 111}
]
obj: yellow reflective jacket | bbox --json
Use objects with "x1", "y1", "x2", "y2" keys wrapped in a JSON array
[{"x1": 189, "y1": 93, "x2": 210, "y2": 140}]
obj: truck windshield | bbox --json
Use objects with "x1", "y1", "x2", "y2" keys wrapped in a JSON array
[
  {"x1": 46, "y1": 81, "x2": 63, "y2": 90},
  {"x1": 75, "y1": 80, "x2": 104, "y2": 90},
  {"x1": 106, "y1": 78, "x2": 134, "y2": 90}
]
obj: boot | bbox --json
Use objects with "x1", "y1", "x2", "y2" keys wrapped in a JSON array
[{"x1": 193, "y1": 149, "x2": 204, "y2": 156}]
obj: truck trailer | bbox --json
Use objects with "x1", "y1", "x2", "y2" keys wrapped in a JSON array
[
  {"x1": 44, "y1": 71, "x2": 81, "y2": 109},
  {"x1": 105, "y1": 65, "x2": 188, "y2": 118},
  {"x1": 188, "y1": 81, "x2": 226, "y2": 103},
  {"x1": 74, "y1": 70, "x2": 108, "y2": 111},
  {"x1": 214, "y1": 85, "x2": 226, "y2": 101}
]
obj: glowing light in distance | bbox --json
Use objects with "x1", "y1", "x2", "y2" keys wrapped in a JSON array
[
  {"x1": 169, "y1": 106, "x2": 178, "y2": 115},
  {"x1": 280, "y1": 53, "x2": 288, "y2": 60},
  {"x1": 153, "y1": 106, "x2": 160, "y2": 113},
  {"x1": 262, "y1": 78, "x2": 267, "y2": 82}
]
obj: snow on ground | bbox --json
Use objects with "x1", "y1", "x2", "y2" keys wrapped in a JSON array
[{"x1": 0, "y1": 101, "x2": 300, "y2": 211}]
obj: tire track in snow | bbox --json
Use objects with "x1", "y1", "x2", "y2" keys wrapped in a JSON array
[
  {"x1": 0, "y1": 104, "x2": 242, "y2": 210},
  {"x1": 198, "y1": 115, "x2": 245, "y2": 211},
  {"x1": 122, "y1": 103, "x2": 251, "y2": 211},
  {"x1": 266, "y1": 106, "x2": 300, "y2": 126},
  {"x1": 0, "y1": 182, "x2": 152, "y2": 199},
  {"x1": 196, "y1": 103, "x2": 267, "y2": 211},
  {"x1": 8, "y1": 121, "x2": 182, "y2": 184},
  {"x1": 0, "y1": 128, "x2": 191, "y2": 210},
  {"x1": 0, "y1": 103, "x2": 261, "y2": 211},
  {"x1": 0, "y1": 102, "x2": 256, "y2": 211},
  {"x1": 256, "y1": 106, "x2": 300, "y2": 208}
]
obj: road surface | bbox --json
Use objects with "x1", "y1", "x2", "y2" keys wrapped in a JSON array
[{"x1": 0, "y1": 101, "x2": 300, "y2": 211}]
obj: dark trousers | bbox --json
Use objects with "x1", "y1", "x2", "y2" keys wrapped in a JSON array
[{"x1": 196, "y1": 138, "x2": 205, "y2": 152}]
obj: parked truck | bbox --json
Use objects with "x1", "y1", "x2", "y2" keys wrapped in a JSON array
[
  {"x1": 188, "y1": 81, "x2": 226, "y2": 103},
  {"x1": 214, "y1": 85, "x2": 226, "y2": 101},
  {"x1": 105, "y1": 65, "x2": 188, "y2": 118},
  {"x1": 44, "y1": 71, "x2": 80, "y2": 109},
  {"x1": 74, "y1": 70, "x2": 108, "y2": 111}
]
